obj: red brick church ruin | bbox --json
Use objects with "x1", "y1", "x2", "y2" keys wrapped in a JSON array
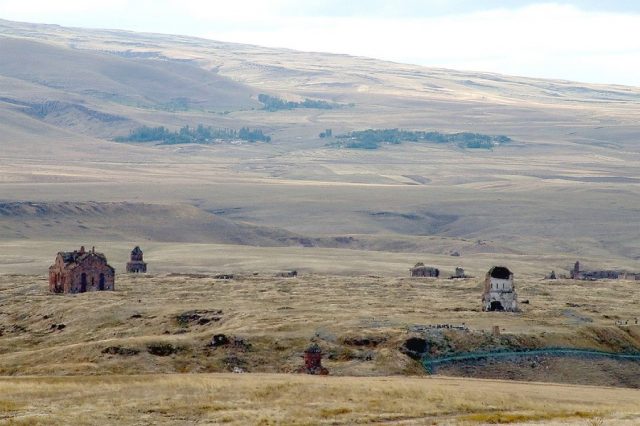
[
  {"x1": 48, "y1": 246, "x2": 115, "y2": 293},
  {"x1": 126, "y1": 246, "x2": 147, "y2": 273}
]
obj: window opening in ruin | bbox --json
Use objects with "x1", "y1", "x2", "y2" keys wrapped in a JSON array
[
  {"x1": 99, "y1": 274, "x2": 105, "y2": 290},
  {"x1": 80, "y1": 273, "x2": 87, "y2": 293}
]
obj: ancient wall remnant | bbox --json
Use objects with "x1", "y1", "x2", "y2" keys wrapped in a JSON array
[
  {"x1": 621, "y1": 272, "x2": 640, "y2": 281},
  {"x1": 410, "y1": 262, "x2": 440, "y2": 277},
  {"x1": 126, "y1": 246, "x2": 147, "y2": 273},
  {"x1": 482, "y1": 266, "x2": 517, "y2": 312},
  {"x1": 48, "y1": 246, "x2": 115, "y2": 293},
  {"x1": 452, "y1": 267, "x2": 467, "y2": 279},
  {"x1": 571, "y1": 261, "x2": 620, "y2": 280}
]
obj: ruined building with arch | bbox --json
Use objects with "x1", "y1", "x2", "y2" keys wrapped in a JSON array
[
  {"x1": 48, "y1": 246, "x2": 115, "y2": 293},
  {"x1": 482, "y1": 266, "x2": 518, "y2": 312}
]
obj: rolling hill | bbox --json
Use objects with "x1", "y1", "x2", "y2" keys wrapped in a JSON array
[{"x1": 0, "y1": 17, "x2": 639, "y2": 271}]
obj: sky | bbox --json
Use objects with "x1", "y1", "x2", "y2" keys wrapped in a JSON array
[{"x1": 1, "y1": 1, "x2": 639, "y2": 86}]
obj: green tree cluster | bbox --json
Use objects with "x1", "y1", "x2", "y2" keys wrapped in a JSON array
[
  {"x1": 115, "y1": 125, "x2": 271, "y2": 144},
  {"x1": 258, "y1": 94, "x2": 345, "y2": 111},
  {"x1": 332, "y1": 129, "x2": 511, "y2": 150}
]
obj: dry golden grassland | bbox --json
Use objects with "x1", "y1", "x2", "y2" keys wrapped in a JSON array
[
  {"x1": 1, "y1": 273, "x2": 639, "y2": 382},
  {"x1": 1, "y1": 374, "x2": 639, "y2": 425}
]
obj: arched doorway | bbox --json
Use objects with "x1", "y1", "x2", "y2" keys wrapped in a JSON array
[
  {"x1": 99, "y1": 273, "x2": 105, "y2": 290},
  {"x1": 489, "y1": 301, "x2": 504, "y2": 311},
  {"x1": 80, "y1": 273, "x2": 87, "y2": 293}
]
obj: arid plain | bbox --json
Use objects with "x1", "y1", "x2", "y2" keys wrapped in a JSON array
[{"x1": 1, "y1": 18, "x2": 640, "y2": 425}]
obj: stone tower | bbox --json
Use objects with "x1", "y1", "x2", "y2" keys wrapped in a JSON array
[
  {"x1": 571, "y1": 261, "x2": 580, "y2": 279},
  {"x1": 126, "y1": 246, "x2": 147, "y2": 273}
]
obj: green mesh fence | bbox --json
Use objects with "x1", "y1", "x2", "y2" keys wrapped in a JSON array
[{"x1": 422, "y1": 347, "x2": 640, "y2": 374}]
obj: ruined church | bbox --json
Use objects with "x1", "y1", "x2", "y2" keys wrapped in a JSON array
[
  {"x1": 48, "y1": 246, "x2": 115, "y2": 293},
  {"x1": 409, "y1": 262, "x2": 440, "y2": 277},
  {"x1": 482, "y1": 266, "x2": 518, "y2": 312}
]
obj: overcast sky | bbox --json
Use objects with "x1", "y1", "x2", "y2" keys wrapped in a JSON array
[{"x1": 1, "y1": 1, "x2": 639, "y2": 86}]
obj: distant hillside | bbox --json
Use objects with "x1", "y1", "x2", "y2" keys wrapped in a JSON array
[
  {"x1": 0, "y1": 19, "x2": 639, "y2": 266},
  {"x1": 1, "y1": 18, "x2": 639, "y2": 155},
  {"x1": 0, "y1": 201, "x2": 308, "y2": 246},
  {"x1": 0, "y1": 36, "x2": 256, "y2": 111}
]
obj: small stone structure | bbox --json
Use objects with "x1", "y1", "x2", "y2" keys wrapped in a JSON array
[
  {"x1": 49, "y1": 246, "x2": 115, "y2": 293},
  {"x1": 571, "y1": 261, "x2": 619, "y2": 280},
  {"x1": 409, "y1": 323, "x2": 468, "y2": 332},
  {"x1": 301, "y1": 343, "x2": 329, "y2": 375},
  {"x1": 410, "y1": 262, "x2": 440, "y2": 277},
  {"x1": 126, "y1": 246, "x2": 147, "y2": 273},
  {"x1": 451, "y1": 267, "x2": 467, "y2": 279},
  {"x1": 482, "y1": 266, "x2": 518, "y2": 312},
  {"x1": 214, "y1": 274, "x2": 234, "y2": 280},
  {"x1": 276, "y1": 270, "x2": 298, "y2": 278}
]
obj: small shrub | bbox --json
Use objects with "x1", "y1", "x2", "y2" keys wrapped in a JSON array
[
  {"x1": 102, "y1": 346, "x2": 140, "y2": 356},
  {"x1": 147, "y1": 342, "x2": 181, "y2": 356}
]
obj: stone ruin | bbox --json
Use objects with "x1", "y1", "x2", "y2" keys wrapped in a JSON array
[
  {"x1": 482, "y1": 266, "x2": 518, "y2": 312},
  {"x1": 410, "y1": 262, "x2": 440, "y2": 278},
  {"x1": 409, "y1": 323, "x2": 469, "y2": 332},
  {"x1": 276, "y1": 270, "x2": 298, "y2": 278},
  {"x1": 126, "y1": 246, "x2": 147, "y2": 273},
  {"x1": 450, "y1": 267, "x2": 468, "y2": 279},
  {"x1": 570, "y1": 261, "x2": 640, "y2": 281},
  {"x1": 48, "y1": 246, "x2": 115, "y2": 293},
  {"x1": 571, "y1": 261, "x2": 620, "y2": 280},
  {"x1": 621, "y1": 272, "x2": 640, "y2": 281},
  {"x1": 299, "y1": 343, "x2": 329, "y2": 375}
]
